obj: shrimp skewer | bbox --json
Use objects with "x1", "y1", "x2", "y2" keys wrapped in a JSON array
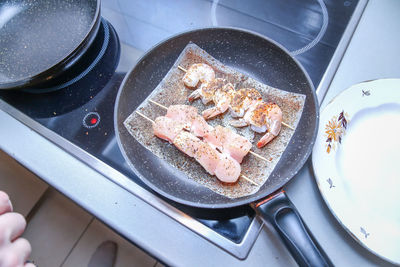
[
  {"x1": 135, "y1": 111, "x2": 258, "y2": 185},
  {"x1": 188, "y1": 78, "x2": 226, "y2": 104},
  {"x1": 182, "y1": 63, "x2": 215, "y2": 89},
  {"x1": 182, "y1": 65, "x2": 242, "y2": 119},
  {"x1": 230, "y1": 102, "x2": 283, "y2": 148},
  {"x1": 179, "y1": 64, "x2": 292, "y2": 147},
  {"x1": 181, "y1": 64, "x2": 234, "y2": 119},
  {"x1": 202, "y1": 83, "x2": 235, "y2": 119},
  {"x1": 230, "y1": 88, "x2": 263, "y2": 118},
  {"x1": 148, "y1": 100, "x2": 268, "y2": 163},
  {"x1": 179, "y1": 64, "x2": 294, "y2": 130}
]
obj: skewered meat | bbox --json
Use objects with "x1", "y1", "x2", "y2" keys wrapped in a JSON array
[
  {"x1": 204, "y1": 126, "x2": 252, "y2": 163},
  {"x1": 153, "y1": 116, "x2": 184, "y2": 143},
  {"x1": 154, "y1": 116, "x2": 241, "y2": 183},
  {"x1": 164, "y1": 105, "x2": 252, "y2": 163}
]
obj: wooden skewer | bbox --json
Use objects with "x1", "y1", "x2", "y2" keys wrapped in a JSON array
[
  {"x1": 149, "y1": 99, "x2": 168, "y2": 109},
  {"x1": 281, "y1": 122, "x2": 294, "y2": 130},
  {"x1": 135, "y1": 110, "x2": 259, "y2": 186},
  {"x1": 178, "y1": 65, "x2": 295, "y2": 130},
  {"x1": 248, "y1": 151, "x2": 269, "y2": 162},
  {"x1": 240, "y1": 174, "x2": 259, "y2": 186},
  {"x1": 178, "y1": 65, "x2": 187, "y2": 73},
  {"x1": 135, "y1": 110, "x2": 154, "y2": 123}
]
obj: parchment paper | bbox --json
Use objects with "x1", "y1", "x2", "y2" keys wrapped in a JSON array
[{"x1": 124, "y1": 42, "x2": 305, "y2": 198}]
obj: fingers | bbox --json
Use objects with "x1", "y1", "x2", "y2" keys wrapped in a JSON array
[
  {"x1": 0, "y1": 239, "x2": 32, "y2": 267},
  {"x1": 0, "y1": 212, "x2": 26, "y2": 243},
  {"x1": 0, "y1": 238, "x2": 32, "y2": 266},
  {"x1": 9, "y1": 238, "x2": 32, "y2": 263},
  {"x1": 0, "y1": 192, "x2": 33, "y2": 267},
  {"x1": 0, "y1": 191, "x2": 13, "y2": 214}
]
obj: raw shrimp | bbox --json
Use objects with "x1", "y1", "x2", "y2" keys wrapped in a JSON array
[
  {"x1": 202, "y1": 83, "x2": 235, "y2": 119},
  {"x1": 230, "y1": 88, "x2": 262, "y2": 118},
  {"x1": 256, "y1": 103, "x2": 282, "y2": 148},
  {"x1": 182, "y1": 63, "x2": 215, "y2": 88},
  {"x1": 230, "y1": 102, "x2": 283, "y2": 148},
  {"x1": 188, "y1": 78, "x2": 226, "y2": 104}
]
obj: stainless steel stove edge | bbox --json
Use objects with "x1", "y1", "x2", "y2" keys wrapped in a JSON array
[{"x1": 0, "y1": 98, "x2": 263, "y2": 259}]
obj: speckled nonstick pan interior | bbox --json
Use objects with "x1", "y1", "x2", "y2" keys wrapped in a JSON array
[
  {"x1": 0, "y1": 0, "x2": 100, "y2": 90},
  {"x1": 115, "y1": 28, "x2": 331, "y2": 266}
]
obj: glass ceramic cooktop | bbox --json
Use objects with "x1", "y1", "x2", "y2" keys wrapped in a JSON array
[{"x1": 0, "y1": 0, "x2": 361, "y2": 259}]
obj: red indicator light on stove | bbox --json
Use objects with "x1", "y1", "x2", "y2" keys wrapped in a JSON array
[{"x1": 83, "y1": 112, "x2": 100, "y2": 129}]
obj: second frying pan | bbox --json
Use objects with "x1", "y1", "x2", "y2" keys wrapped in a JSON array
[
  {"x1": 115, "y1": 28, "x2": 330, "y2": 266},
  {"x1": 0, "y1": 0, "x2": 100, "y2": 90}
]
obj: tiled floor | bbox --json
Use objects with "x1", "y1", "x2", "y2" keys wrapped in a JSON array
[
  {"x1": 0, "y1": 150, "x2": 48, "y2": 217},
  {"x1": 23, "y1": 189, "x2": 94, "y2": 266},
  {"x1": 63, "y1": 219, "x2": 156, "y2": 267},
  {"x1": 0, "y1": 150, "x2": 162, "y2": 267}
]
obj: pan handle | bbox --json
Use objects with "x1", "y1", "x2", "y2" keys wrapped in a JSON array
[{"x1": 255, "y1": 190, "x2": 332, "y2": 267}]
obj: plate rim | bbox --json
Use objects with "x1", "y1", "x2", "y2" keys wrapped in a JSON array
[{"x1": 312, "y1": 78, "x2": 400, "y2": 265}]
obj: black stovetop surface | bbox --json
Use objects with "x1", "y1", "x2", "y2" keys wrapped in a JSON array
[{"x1": 0, "y1": 0, "x2": 359, "y2": 244}]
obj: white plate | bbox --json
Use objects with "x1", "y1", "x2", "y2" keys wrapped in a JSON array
[{"x1": 312, "y1": 79, "x2": 400, "y2": 265}]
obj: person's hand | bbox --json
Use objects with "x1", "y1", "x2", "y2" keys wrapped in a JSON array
[{"x1": 0, "y1": 191, "x2": 34, "y2": 267}]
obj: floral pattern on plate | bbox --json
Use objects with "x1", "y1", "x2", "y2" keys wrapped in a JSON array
[{"x1": 324, "y1": 111, "x2": 348, "y2": 153}]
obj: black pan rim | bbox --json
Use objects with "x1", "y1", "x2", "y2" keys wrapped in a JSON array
[
  {"x1": 0, "y1": 0, "x2": 101, "y2": 90},
  {"x1": 114, "y1": 26, "x2": 319, "y2": 209}
]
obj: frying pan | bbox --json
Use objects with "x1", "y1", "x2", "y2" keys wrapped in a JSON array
[
  {"x1": 0, "y1": 0, "x2": 100, "y2": 90},
  {"x1": 115, "y1": 28, "x2": 331, "y2": 266}
]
